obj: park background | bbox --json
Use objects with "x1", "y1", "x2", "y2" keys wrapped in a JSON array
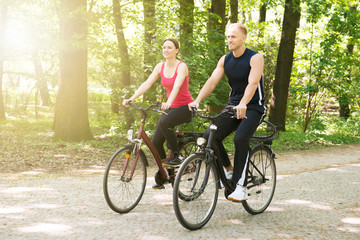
[{"x1": 0, "y1": 0, "x2": 359, "y2": 172}]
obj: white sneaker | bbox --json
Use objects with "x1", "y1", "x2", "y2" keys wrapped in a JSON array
[
  {"x1": 227, "y1": 184, "x2": 248, "y2": 202},
  {"x1": 220, "y1": 170, "x2": 233, "y2": 188}
]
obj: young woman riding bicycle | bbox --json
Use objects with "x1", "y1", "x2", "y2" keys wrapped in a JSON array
[{"x1": 123, "y1": 38, "x2": 193, "y2": 189}]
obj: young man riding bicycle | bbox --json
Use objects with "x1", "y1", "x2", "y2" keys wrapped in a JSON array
[{"x1": 188, "y1": 23, "x2": 266, "y2": 202}]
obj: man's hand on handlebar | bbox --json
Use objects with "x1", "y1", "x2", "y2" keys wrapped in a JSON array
[{"x1": 233, "y1": 103, "x2": 247, "y2": 119}]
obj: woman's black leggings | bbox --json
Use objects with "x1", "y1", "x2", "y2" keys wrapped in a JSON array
[{"x1": 152, "y1": 105, "x2": 192, "y2": 159}]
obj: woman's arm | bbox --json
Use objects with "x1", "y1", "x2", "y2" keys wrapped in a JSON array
[{"x1": 123, "y1": 63, "x2": 162, "y2": 106}]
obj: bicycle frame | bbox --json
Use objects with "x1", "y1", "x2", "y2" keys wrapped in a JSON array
[
  {"x1": 127, "y1": 107, "x2": 168, "y2": 180},
  {"x1": 191, "y1": 107, "x2": 272, "y2": 193}
]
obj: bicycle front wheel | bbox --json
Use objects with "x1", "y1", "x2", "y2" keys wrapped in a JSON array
[
  {"x1": 173, "y1": 153, "x2": 219, "y2": 230},
  {"x1": 103, "y1": 145, "x2": 147, "y2": 214},
  {"x1": 242, "y1": 145, "x2": 276, "y2": 214}
]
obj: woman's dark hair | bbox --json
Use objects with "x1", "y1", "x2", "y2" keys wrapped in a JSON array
[{"x1": 163, "y1": 38, "x2": 180, "y2": 50}]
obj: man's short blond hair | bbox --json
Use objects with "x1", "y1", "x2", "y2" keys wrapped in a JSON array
[{"x1": 228, "y1": 23, "x2": 247, "y2": 36}]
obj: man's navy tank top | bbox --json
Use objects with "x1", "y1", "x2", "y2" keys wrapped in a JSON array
[{"x1": 224, "y1": 48, "x2": 266, "y2": 114}]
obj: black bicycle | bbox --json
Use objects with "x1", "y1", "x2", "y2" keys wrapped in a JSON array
[{"x1": 172, "y1": 107, "x2": 277, "y2": 230}]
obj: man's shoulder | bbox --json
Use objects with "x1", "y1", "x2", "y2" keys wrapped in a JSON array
[
  {"x1": 224, "y1": 52, "x2": 233, "y2": 64},
  {"x1": 246, "y1": 48, "x2": 263, "y2": 58}
]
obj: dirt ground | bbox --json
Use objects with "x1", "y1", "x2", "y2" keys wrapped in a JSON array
[{"x1": 0, "y1": 144, "x2": 359, "y2": 239}]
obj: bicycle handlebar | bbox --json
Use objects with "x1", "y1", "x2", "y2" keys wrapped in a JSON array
[
  {"x1": 127, "y1": 100, "x2": 169, "y2": 116},
  {"x1": 191, "y1": 106, "x2": 235, "y2": 121},
  {"x1": 191, "y1": 106, "x2": 277, "y2": 140},
  {"x1": 127, "y1": 100, "x2": 161, "y2": 111}
]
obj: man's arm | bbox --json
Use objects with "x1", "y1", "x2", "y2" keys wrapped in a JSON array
[
  {"x1": 189, "y1": 55, "x2": 226, "y2": 109},
  {"x1": 234, "y1": 53, "x2": 264, "y2": 119}
]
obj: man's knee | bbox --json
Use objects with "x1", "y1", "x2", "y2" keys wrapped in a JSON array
[{"x1": 234, "y1": 134, "x2": 250, "y2": 146}]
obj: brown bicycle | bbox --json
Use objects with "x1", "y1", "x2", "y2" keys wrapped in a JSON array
[{"x1": 103, "y1": 101, "x2": 201, "y2": 214}]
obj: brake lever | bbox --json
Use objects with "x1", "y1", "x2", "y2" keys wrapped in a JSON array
[{"x1": 153, "y1": 107, "x2": 168, "y2": 115}]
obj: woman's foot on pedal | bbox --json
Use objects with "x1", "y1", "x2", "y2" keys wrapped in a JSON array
[
  {"x1": 227, "y1": 184, "x2": 248, "y2": 202},
  {"x1": 162, "y1": 155, "x2": 183, "y2": 167},
  {"x1": 152, "y1": 183, "x2": 165, "y2": 189}
]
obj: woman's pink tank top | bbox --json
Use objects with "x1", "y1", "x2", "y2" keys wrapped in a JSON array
[{"x1": 160, "y1": 61, "x2": 193, "y2": 108}]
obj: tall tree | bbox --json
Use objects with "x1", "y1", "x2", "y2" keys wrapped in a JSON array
[
  {"x1": 32, "y1": 50, "x2": 51, "y2": 106},
  {"x1": 338, "y1": 5, "x2": 357, "y2": 119},
  {"x1": 54, "y1": 0, "x2": 92, "y2": 141},
  {"x1": 208, "y1": 0, "x2": 226, "y2": 61},
  {"x1": 178, "y1": 0, "x2": 194, "y2": 59},
  {"x1": 112, "y1": 0, "x2": 131, "y2": 116},
  {"x1": 142, "y1": 0, "x2": 157, "y2": 103},
  {"x1": 317, "y1": 1, "x2": 359, "y2": 119},
  {"x1": 205, "y1": 0, "x2": 227, "y2": 112},
  {"x1": 259, "y1": 0, "x2": 267, "y2": 37},
  {"x1": 268, "y1": 0, "x2": 301, "y2": 130},
  {"x1": 229, "y1": 0, "x2": 238, "y2": 23},
  {"x1": 0, "y1": 1, "x2": 8, "y2": 120}
]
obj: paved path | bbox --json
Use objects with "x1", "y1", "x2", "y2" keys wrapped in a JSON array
[{"x1": 1, "y1": 144, "x2": 360, "y2": 239}]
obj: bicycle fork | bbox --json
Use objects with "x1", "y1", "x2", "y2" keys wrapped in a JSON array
[
  {"x1": 121, "y1": 144, "x2": 141, "y2": 180},
  {"x1": 190, "y1": 152, "x2": 213, "y2": 194}
]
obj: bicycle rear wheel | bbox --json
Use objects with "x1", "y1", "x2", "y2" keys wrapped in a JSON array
[
  {"x1": 169, "y1": 138, "x2": 197, "y2": 186},
  {"x1": 103, "y1": 145, "x2": 147, "y2": 214},
  {"x1": 179, "y1": 139, "x2": 197, "y2": 159},
  {"x1": 242, "y1": 145, "x2": 276, "y2": 214},
  {"x1": 173, "y1": 153, "x2": 219, "y2": 230}
]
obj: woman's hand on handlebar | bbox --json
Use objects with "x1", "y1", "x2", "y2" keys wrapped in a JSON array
[
  {"x1": 161, "y1": 102, "x2": 171, "y2": 111},
  {"x1": 122, "y1": 99, "x2": 132, "y2": 107},
  {"x1": 188, "y1": 101, "x2": 200, "y2": 111}
]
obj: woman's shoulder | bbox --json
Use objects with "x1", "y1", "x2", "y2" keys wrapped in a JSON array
[
  {"x1": 154, "y1": 62, "x2": 165, "y2": 73},
  {"x1": 177, "y1": 60, "x2": 188, "y2": 69}
]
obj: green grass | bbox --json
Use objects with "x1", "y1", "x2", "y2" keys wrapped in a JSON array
[
  {"x1": 222, "y1": 117, "x2": 360, "y2": 153},
  {"x1": 1, "y1": 107, "x2": 359, "y2": 172}
]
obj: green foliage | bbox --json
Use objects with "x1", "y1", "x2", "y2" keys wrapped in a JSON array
[
  {"x1": 272, "y1": 116, "x2": 360, "y2": 152},
  {"x1": 1, "y1": 0, "x2": 360, "y2": 150}
]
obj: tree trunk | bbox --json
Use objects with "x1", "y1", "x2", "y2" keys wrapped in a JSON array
[
  {"x1": 208, "y1": 0, "x2": 226, "y2": 61},
  {"x1": 113, "y1": 0, "x2": 133, "y2": 128},
  {"x1": 259, "y1": 4, "x2": 266, "y2": 22},
  {"x1": 229, "y1": 0, "x2": 238, "y2": 23},
  {"x1": 0, "y1": 2, "x2": 8, "y2": 120},
  {"x1": 54, "y1": 0, "x2": 92, "y2": 141},
  {"x1": 142, "y1": 0, "x2": 157, "y2": 103},
  {"x1": 338, "y1": 5, "x2": 356, "y2": 119},
  {"x1": 268, "y1": 0, "x2": 301, "y2": 130},
  {"x1": 207, "y1": 0, "x2": 227, "y2": 112},
  {"x1": 339, "y1": 96, "x2": 350, "y2": 119},
  {"x1": 258, "y1": 3, "x2": 266, "y2": 37},
  {"x1": 178, "y1": 0, "x2": 194, "y2": 59},
  {"x1": 33, "y1": 50, "x2": 52, "y2": 106}
]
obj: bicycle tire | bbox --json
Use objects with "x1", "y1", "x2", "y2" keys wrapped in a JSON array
[
  {"x1": 242, "y1": 145, "x2": 276, "y2": 214},
  {"x1": 103, "y1": 145, "x2": 147, "y2": 214},
  {"x1": 173, "y1": 153, "x2": 219, "y2": 230},
  {"x1": 178, "y1": 138, "x2": 198, "y2": 159}
]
